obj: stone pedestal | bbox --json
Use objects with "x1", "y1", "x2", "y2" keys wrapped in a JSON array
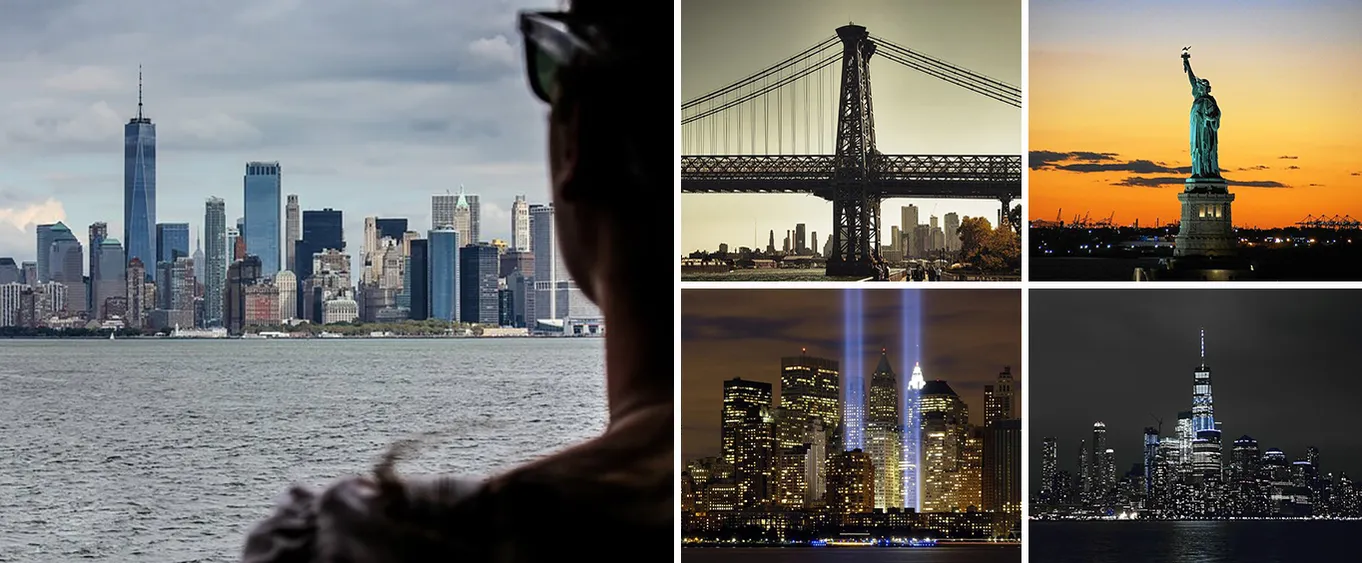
[{"x1": 1174, "y1": 178, "x2": 1236, "y2": 257}]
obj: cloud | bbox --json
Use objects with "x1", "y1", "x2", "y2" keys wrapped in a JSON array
[
  {"x1": 1279, "y1": 155, "x2": 1299, "y2": 159},
  {"x1": 1111, "y1": 176, "x2": 1290, "y2": 188},
  {"x1": 467, "y1": 35, "x2": 517, "y2": 68},
  {"x1": 1309, "y1": 183, "x2": 1324, "y2": 187},
  {"x1": 1352, "y1": 172, "x2": 1361, "y2": 176},
  {"x1": 1237, "y1": 165, "x2": 1269, "y2": 171},
  {"x1": 1028, "y1": 150, "x2": 1119, "y2": 169},
  {"x1": 43, "y1": 65, "x2": 124, "y2": 92},
  {"x1": 1285, "y1": 165, "x2": 1300, "y2": 170},
  {"x1": 0, "y1": 197, "x2": 67, "y2": 259}
]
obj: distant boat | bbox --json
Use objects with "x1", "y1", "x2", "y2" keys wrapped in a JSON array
[{"x1": 109, "y1": 332, "x2": 115, "y2": 340}]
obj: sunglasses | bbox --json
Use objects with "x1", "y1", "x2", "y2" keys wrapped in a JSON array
[{"x1": 517, "y1": 11, "x2": 598, "y2": 103}]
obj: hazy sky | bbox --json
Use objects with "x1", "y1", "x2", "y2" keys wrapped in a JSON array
[
  {"x1": 1029, "y1": 0, "x2": 1362, "y2": 228},
  {"x1": 0, "y1": 0, "x2": 560, "y2": 269},
  {"x1": 680, "y1": 0, "x2": 1022, "y2": 252},
  {"x1": 1030, "y1": 289, "x2": 1362, "y2": 494},
  {"x1": 681, "y1": 288, "x2": 1021, "y2": 462}
]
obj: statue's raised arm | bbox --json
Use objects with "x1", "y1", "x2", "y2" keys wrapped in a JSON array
[{"x1": 1183, "y1": 50, "x2": 1197, "y2": 90}]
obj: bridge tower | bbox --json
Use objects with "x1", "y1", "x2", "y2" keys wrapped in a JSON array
[{"x1": 827, "y1": 24, "x2": 885, "y2": 280}]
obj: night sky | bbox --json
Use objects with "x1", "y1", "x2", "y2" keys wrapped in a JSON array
[
  {"x1": 681, "y1": 289, "x2": 1021, "y2": 462},
  {"x1": 1030, "y1": 289, "x2": 1362, "y2": 494}
]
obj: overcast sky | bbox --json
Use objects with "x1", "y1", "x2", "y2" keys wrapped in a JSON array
[
  {"x1": 1030, "y1": 289, "x2": 1362, "y2": 494},
  {"x1": 0, "y1": 0, "x2": 563, "y2": 269}
]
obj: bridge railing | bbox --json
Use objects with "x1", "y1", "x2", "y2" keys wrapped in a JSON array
[{"x1": 681, "y1": 154, "x2": 1021, "y2": 183}]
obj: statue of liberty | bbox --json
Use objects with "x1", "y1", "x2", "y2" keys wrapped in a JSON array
[{"x1": 1182, "y1": 48, "x2": 1221, "y2": 178}]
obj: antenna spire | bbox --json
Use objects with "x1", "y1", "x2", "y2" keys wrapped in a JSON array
[
  {"x1": 137, "y1": 64, "x2": 144, "y2": 119},
  {"x1": 1200, "y1": 327, "x2": 1205, "y2": 362}
]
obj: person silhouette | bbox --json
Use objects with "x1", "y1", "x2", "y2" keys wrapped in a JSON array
[{"x1": 239, "y1": 2, "x2": 673, "y2": 561}]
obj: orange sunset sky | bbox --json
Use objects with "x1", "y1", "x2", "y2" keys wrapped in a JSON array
[{"x1": 1029, "y1": 0, "x2": 1362, "y2": 228}]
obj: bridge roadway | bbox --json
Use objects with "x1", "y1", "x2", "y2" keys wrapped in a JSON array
[{"x1": 681, "y1": 154, "x2": 1021, "y2": 200}]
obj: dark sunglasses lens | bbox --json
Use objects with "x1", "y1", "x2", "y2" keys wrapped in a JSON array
[{"x1": 533, "y1": 43, "x2": 559, "y2": 102}]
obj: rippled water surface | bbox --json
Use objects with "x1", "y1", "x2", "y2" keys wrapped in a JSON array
[
  {"x1": 0, "y1": 338, "x2": 606, "y2": 562},
  {"x1": 1030, "y1": 520, "x2": 1362, "y2": 562}
]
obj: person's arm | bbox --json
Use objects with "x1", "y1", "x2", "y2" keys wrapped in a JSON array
[
  {"x1": 240, "y1": 474, "x2": 488, "y2": 562},
  {"x1": 1184, "y1": 54, "x2": 1198, "y2": 90}
]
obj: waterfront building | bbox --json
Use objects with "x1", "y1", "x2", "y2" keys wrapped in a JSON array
[
  {"x1": 243, "y1": 161, "x2": 282, "y2": 275},
  {"x1": 427, "y1": 227, "x2": 461, "y2": 322},
  {"x1": 124, "y1": 69, "x2": 156, "y2": 280}
]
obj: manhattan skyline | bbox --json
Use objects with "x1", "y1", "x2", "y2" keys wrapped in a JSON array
[
  {"x1": 682, "y1": 288, "x2": 1021, "y2": 462},
  {"x1": 680, "y1": 0, "x2": 1022, "y2": 253},
  {"x1": 1029, "y1": 289, "x2": 1362, "y2": 495},
  {"x1": 1029, "y1": 0, "x2": 1362, "y2": 228},
  {"x1": 0, "y1": 0, "x2": 558, "y2": 264}
]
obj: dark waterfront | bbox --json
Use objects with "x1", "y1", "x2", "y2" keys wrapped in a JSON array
[
  {"x1": 683, "y1": 545, "x2": 1019, "y2": 562},
  {"x1": 0, "y1": 339, "x2": 605, "y2": 562},
  {"x1": 1031, "y1": 521, "x2": 1362, "y2": 562}
]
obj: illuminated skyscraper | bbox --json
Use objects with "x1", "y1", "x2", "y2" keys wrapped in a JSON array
[
  {"x1": 826, "y1": 449, "x2": 874, "y2": 521},
  {"x1": 1191, "y1": 328, "x2": 1223, "y2": 483},
  {"x1": 779, "y1": 351, "x2": 840, "y2": 446},
  {"x1": 866, "y1": 351, "x2": 902, "y2": 509},
  {"x1": 124, "y1": 67, "x2": 156, "y2": 280},
  {"x1": 1040, "y1": 437, "x2": 1058, "y2": 504},
  {"x1": 920, "y1": 379, "x2": 968, "y2": 512},
  {"x1": 985, "y1": 366, "x2": 1015, "y2": 425},
  {"x1": 903, "y1": 361, "x2": 927, "y2": 511},
  {"x1": 721, "y1": 378, "x2": 774, "y2": 509}
]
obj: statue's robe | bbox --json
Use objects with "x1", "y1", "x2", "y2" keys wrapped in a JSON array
[{"x1": 1190, "y1": 93, "x2": 1221, "y2": 178}]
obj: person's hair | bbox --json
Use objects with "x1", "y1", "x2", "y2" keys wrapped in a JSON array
[{"x1": 553, "y1": 4, "x2": 669, "y2": 206}]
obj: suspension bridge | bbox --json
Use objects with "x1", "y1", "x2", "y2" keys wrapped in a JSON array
[{"x1": 681, "y1": 24, "x2": 1022, "y2": 280}]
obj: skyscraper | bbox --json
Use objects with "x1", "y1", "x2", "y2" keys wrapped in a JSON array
[
  {"x1": 944, "y1": 212, "x2": 961, "y2": 252},
  {"x1": 155, "y1": 223, "x2": 189, "y2": 265},
  {"x1": 375, "y1": 218, "x2": 408, "y2": 241},
  {"x1": 87, "y1": 222, "x2": 107, "y2": 315},
  {"x1": 1040, "y1": 437, "x2": 1058, "y2": 504},
  {"x1": 985, "y1": 366, "x2": 1015, "y2": 425},
  {"x1": 36, "y1": 223, "x2": 57, "y2": 283},
  {"x1": 243, "y1": 161, "x2": 282, "y2": 275},
  {"x1": 431, "y1": 192, "x2": 456, "y2": 230},
  {"x1": 94, "y1": 238, "x2": 125, "y2": 320},
  {"x1": 124, "y1": 67, "x2": 156, "y2": 281},
  {"x1": 511, "y1": 195, "x2": 530, "y2": 251},
  {"x1": 48, "y1": 235, "x2": 84, "y2": 315},
  {"x1": 866, "y1": 351, "x2": 902, "y2": 509},
  {"x1": 529, "y1": 204, "x2": 565, "y2": 321},
  {"x1": 920, "y1": 379, "x2": 968, "y2": 512},
  {"x1": 459, "y1": 243, "x2": 499, "y2": 325},
  {"x1": 722, "y1": 378, "x2": 775, "y2": 509},
  {"x1": 779, "y1": 352, "x2": 841, "y2": 443},
  {"x1": 275, "y1": 270, "x2": 297, "y2": 322},
  {"x1": 982, "y1": 419, "x2": 1021, "y2": 514},
  {"x1": 1191, "y1": 328, "x2": 1223, "y2": 482},
  {"x1": 407, "y1": 239, "x2": 429, "y2": 320},
  {"x1": 427, "y1": 227, "x2": 461, "y2": 322},
  {"x1": 204, "y1": 197, "x2": 227, "y2": 326},
  {"x1": 903, "y1": 361, "x2": 927, "y2": 511},
  {"x1": 295, "y1": 208, "x2": 345, "y2": 305},
  {"x1": 285, "y1": 194, "x2": 300, "y2": 273}
]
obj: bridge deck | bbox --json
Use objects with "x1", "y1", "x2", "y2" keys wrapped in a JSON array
[{"x1": 681, "y1": 154, "x2": 1021, "y2": 199}]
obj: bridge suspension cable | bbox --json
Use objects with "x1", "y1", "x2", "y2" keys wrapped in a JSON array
[
  {"x1": 682, "y1": 36, "x2": 838, "y2": 110},
  {"x1": 870, "y1": 35, "x2": 1021, "y2": 108}
]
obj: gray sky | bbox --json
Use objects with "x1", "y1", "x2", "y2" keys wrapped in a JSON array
[
  {"x1": 0, "y1": 0, "x2": 561, "y2": 270},
  {"x1": 681, "y1": 0, "x2": 1022, "y2": 252}
]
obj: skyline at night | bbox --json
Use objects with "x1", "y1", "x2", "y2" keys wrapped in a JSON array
[
  {"x1": 1030, "y1": 289, "x2": 1362, "y2": 496},
  {"x1": 682, "y1": 289, "x2": 1021, "y2": 463},
  {"x1": 1029, "y1": 0, "x2": 1362, "y2": 229}
]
